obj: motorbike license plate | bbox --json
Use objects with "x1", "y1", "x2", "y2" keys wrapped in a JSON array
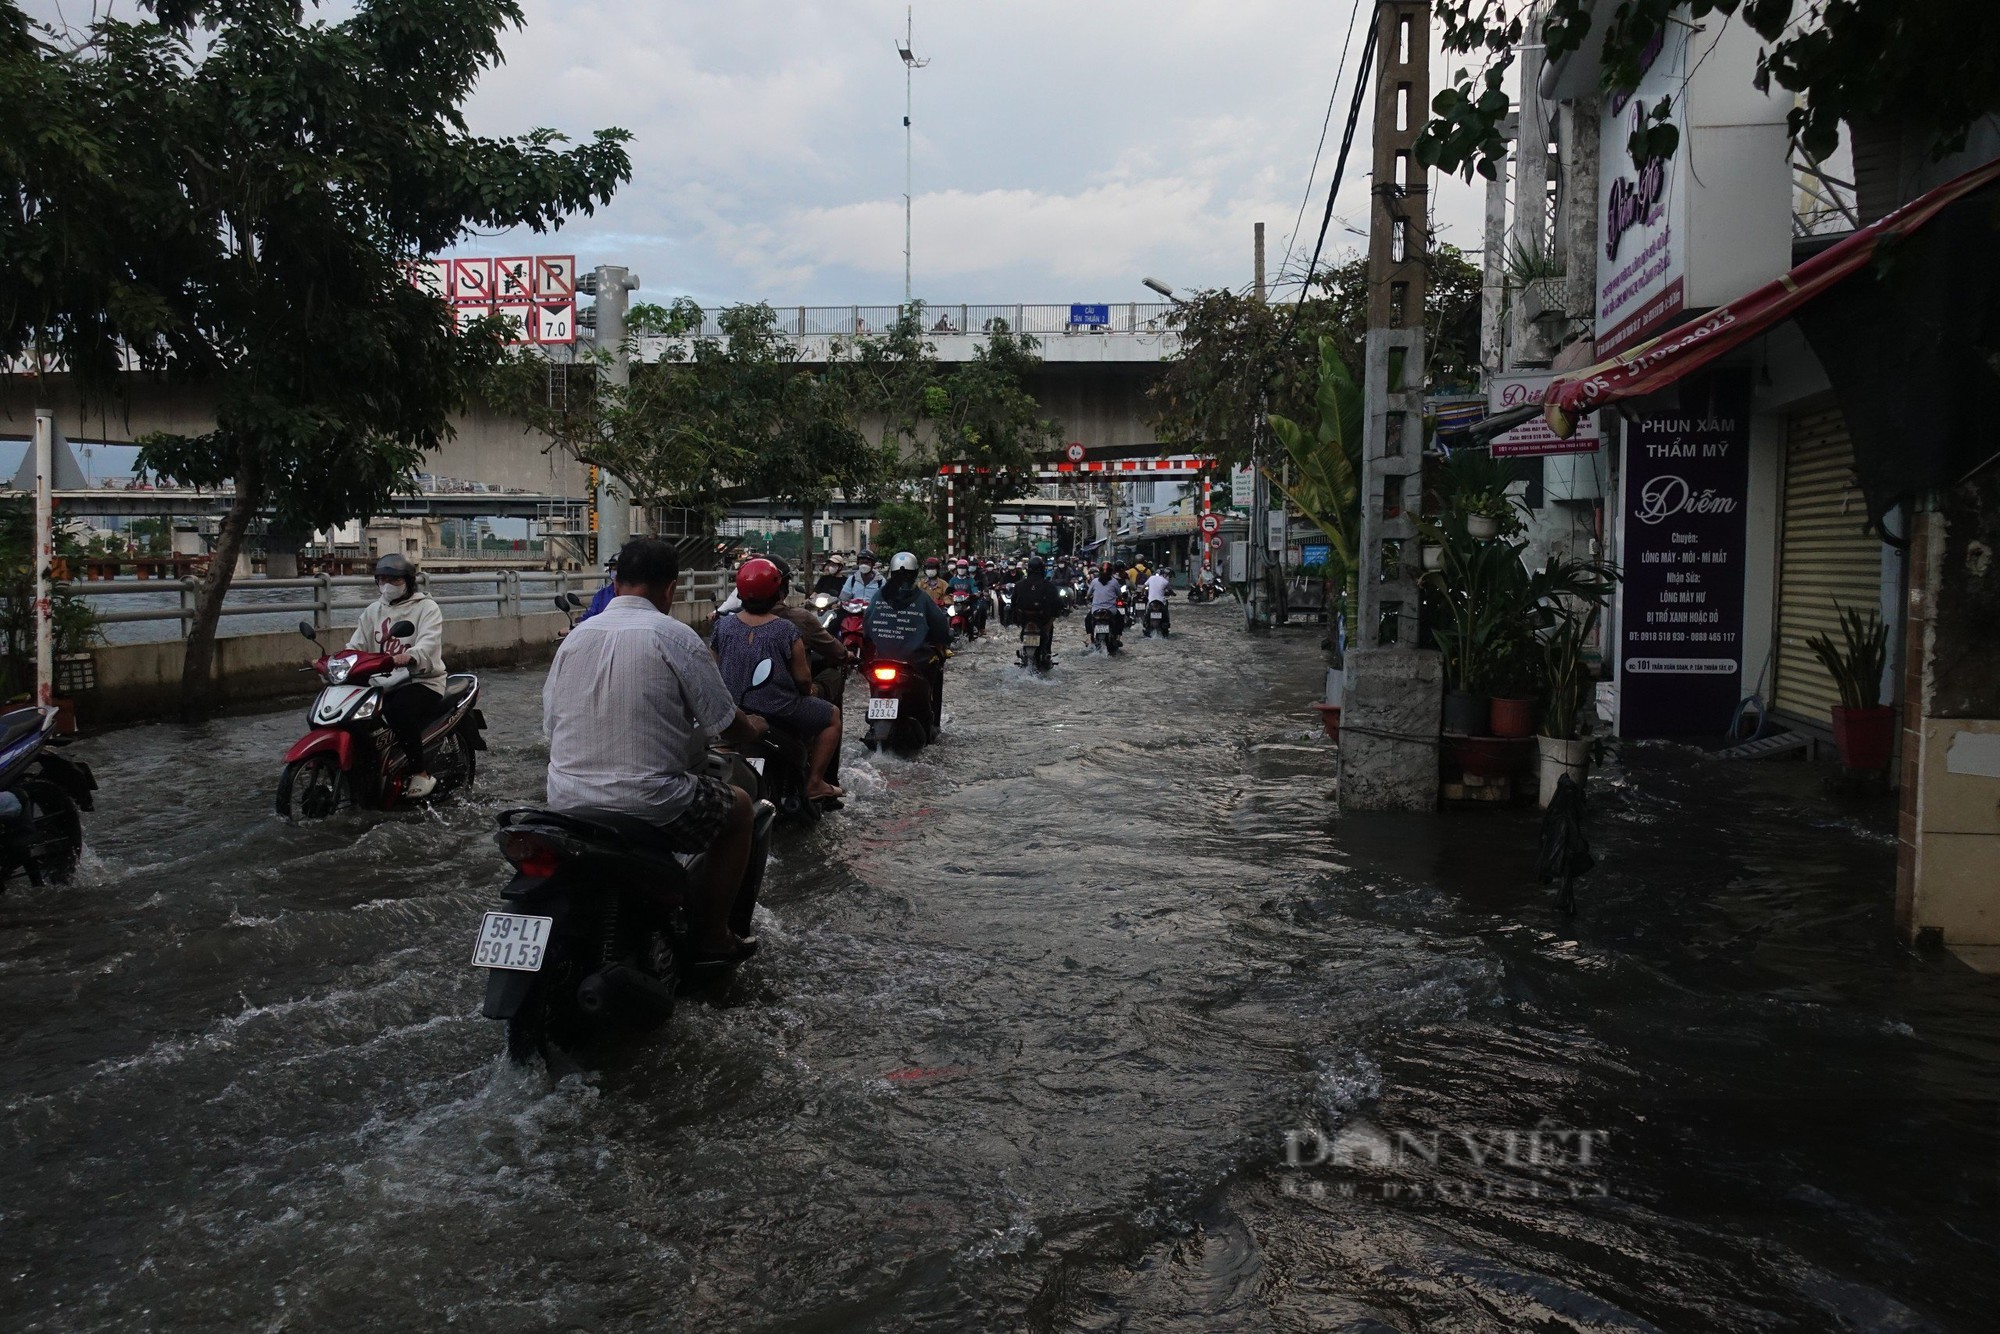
[
  {"x1": 470, "y1": 911, "x2": 553, "y2": 972},
  {"x1": 1150, "y1": 611, "x2": 1163, "y2": 621},
  {"x1": 867, "y1": 697, "x2": 901, "y2": 720}
]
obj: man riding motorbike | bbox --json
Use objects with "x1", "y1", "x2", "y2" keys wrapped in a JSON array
[
  {"x1": 813, "y1": 554, "x2": 849, "y2": 597},
  {"x1": 840, "y1": 551, "x2": 885, "y2": 604},
  {"x1": 770, "y1": 557, "x2": 851, "y2": 697},
  {"x1": 711, "y1": 558, "x2": 844, "y2": 803},
  {"x1": 947, "y1": 558, "x2": 985, "y2": 633},
  {"x1": 1085, "y1": 562, "x2": 1125, "y2": 645},
  {"x1": 580, "y1": 554, "x2": 619, "y2": 622},
  {"x1": 542, "y1": 538, "x2": 766, "y2": 963},
  {"x1": 917, "y1": 557, "x2": 951, "y2": 606},
  {"x1": 864, "y1": 551, "x2": 953, "y2": 729},
  {"x1": 1010, "y1": 557, "x2": 1066, "y2": 669},
  {"x1": 1143, "y1": 566, "x2": 1174, "y2": 637},
  {"x1": 349, "y1": 554, "x2": 449, "y2": 798}
]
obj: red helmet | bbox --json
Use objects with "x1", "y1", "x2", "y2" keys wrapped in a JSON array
[{"x1": 734, "y1": 557, "x2": 784, "y2": 601}]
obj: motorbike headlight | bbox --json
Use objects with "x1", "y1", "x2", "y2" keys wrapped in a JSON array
[
  {"x1": 812, "y1": 593, "x2": 834, "y2": 609},
  {"x1": 352, "y1": 695, "x2": 380, "y2": 720},
  {"x1": 326, "y1": 656, "x2": 354, "y2": 683}
]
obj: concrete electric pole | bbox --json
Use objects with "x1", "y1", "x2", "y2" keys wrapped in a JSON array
[
  {"x1": 898, "y1": 7, "x2": 929, "y2": 309},
  {"x1": 1339, "y1": 1, "x2": 1443, "y2": 812},
  {"x1": 586, "y1": 264, "x2": 641, "y2": 563},
  {"x1": 1248, "y1": 221, "x2": 1273, "y2": 631}
]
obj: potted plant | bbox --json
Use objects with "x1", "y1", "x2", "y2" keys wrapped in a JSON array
[
  {"x1": 1463, "y1": 490, "x2": 1510, "y2": 540},
  {"x1": 1806, "y1": 603, "x2": 1893, "y2": 771},
  {"x1": 1536, "y1": 608, "x2": 1599, "y2": 806},
  {"x1": 1487, "y1": 632, "x2": 1541, "y2": 738}
]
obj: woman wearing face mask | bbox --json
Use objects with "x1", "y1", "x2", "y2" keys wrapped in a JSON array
[{"x1": 349, "y1": 553, "x2": 449, "y2": 798}]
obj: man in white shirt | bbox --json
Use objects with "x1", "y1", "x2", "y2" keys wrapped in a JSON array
[
  {"x1": 1142, "y1": 568, "x2": 1173, "y2": 637},
  {"x1": 543, "y1": 538, "x2": 768, "y2": 961},
  {"x1": 839, "y1": 551, "x2": 885, "y2": 603}
]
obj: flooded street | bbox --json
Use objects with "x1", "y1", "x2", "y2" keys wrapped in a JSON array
[{"x1": 4, "y1": 606, "x2": 1997, "y2": 1331}]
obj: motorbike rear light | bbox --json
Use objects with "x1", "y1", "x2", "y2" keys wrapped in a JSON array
[
  {"x1": 497, "y1": 830, "x2": 562, "y2": 878},
  {"x1": 871, "y1": 665, "x2": 900, "y2": 683}
]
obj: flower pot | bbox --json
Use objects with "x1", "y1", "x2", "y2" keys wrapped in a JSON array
[
  {"x1": 1537, "y1": 735, "x2": 1590, "y2": 807},
  {"x1": 1830, "y1": 705, "x2": 1896, "y2": 771},
  {"x1": 1466, "y1": 513, "x2": 1499, "y2": 540},
  {"x1": 1310, "y1": 702, "x2": 1341, "y2": 739},
  {"x1": 1442, "y1": 690, "x2": 1489, "y2": 736},
  {"x1": 1421, "y1": 544, "x2": 1444, "y2": 571},
  {"x1": 1445, "y1": 734, "x2": 1527, "y2": 780},
  {"x1": 1490, "y1": 696, "x2": 1536, "y2": 738}
]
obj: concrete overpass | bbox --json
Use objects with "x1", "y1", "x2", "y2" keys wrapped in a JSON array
[{"x1": 2, "y1": 299, "x2": 1179, "y2": 501}]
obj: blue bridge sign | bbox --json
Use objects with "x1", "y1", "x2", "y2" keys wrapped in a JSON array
[{"x1": 1069, "y1": 303, "x2": 1111, "y2": 327}]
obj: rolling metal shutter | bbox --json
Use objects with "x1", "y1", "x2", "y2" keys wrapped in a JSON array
[{"x1": 1774, "y1": 406, "x2": 1882, "y2": 723}]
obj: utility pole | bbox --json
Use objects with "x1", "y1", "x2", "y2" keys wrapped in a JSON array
[
  {"x1": 898, "y1": 7, "x2": 929, "y2": 310},
  {"x1": 585, "y1": 264, "x2": 641, "y2": 563},
  {"x1": 32, "y1": 411, "x2": 55, "y2": 710},
  {"x1": 1339, "y1": 1, "x2": 1443, "y2": 812},
  {"x1": 1248, "y1": 221, "x2": 1273, "y2": 631}
]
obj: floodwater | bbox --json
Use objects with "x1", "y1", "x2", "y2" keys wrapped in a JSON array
[{"x1": 3, "y1": 608, "x2": 1997, "y2": 1331}]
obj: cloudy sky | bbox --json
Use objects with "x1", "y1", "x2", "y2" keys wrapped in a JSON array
[{"x1": 461, "y1": 0, "x2": 1490, "y2": 308}]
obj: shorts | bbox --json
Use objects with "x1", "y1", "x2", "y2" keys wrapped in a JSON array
[
  {"x1": 758, "y1": 693, "x2": 837, "y2": 739},
  {"x1": 660, "y1": 774, "x2": 739, "y2": 854}
]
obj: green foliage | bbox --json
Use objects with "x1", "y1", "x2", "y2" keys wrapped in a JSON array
[
  {"x1": 1805, "y1": 601, "x2": 1889, "y2": 710},
  {"x1": 1420, "y1": 512, "x2": 1619, "y2": 696},
  {"x1": 923, "y1": 319, "x2": 1063, "y2": 552},
  {"x1": 1152, "y1": 246, "x2": 1484, "y2": 464},
  {"x1": 0, "y1": 504, "x2": 102, "y2": 700},
  {"x1": 1540, "y1": 607, "x2": 1600, "y2": 740},
  {"x1": 1265, "y1": 337, "x2": 1364, "y2": 592},
  {"x1": 1420, "y1": 0, "x2": 2000, "y2": 179},
  {"x1": 4, "y1": 0, "x2": 630, "y2": 715},
  {"x1": 872, "y1": 499, "x2": 945, "y2": 561}
]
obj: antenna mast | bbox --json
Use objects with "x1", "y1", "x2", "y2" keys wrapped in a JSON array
[{"x1": 897, "y1": 6, "x2": 929, "y2": 308}]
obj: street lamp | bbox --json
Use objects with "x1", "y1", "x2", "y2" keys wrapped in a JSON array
[
  {"x1": 898, "y1": 6, "x2": 929, "y2": 309},
  {"x1": 1141, "y1": 276, "x2": 1180, "y2": 303}
]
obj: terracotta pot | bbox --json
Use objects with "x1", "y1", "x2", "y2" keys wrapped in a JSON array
[
  {"x1": 1537, "y1": 734, "x2": 1590, "y2": 807},
  {"x1": 1466, "y1": 513, "x2": 1499, "y2": 540},
  {"x1": 1442, "y1": 690, "x2": 1489, "y2": 736},
  {"x1": 1490, "y1": 696, "x2": 1535, "y2": 738},
  {"x1": 1310, "y1": 702, "x2": 1341, "y2": 739},
  {"x1": 1831, "y1": 705, "x2": 1896, "y2": 771}
]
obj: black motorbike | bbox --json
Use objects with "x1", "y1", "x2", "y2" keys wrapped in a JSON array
[
  {"x1": 727, "y1": 656, "x2": 839, "y2": 825},
  {"x1": 1017, "y1": 620, "x2": 1053, "y2": 674},
  {"x1": 862, "y1": 653, "x2": 938, "y2": 755},
  {"x1": 476, "y1": 751, "x2": 776, "y2": 1066},
  {"x1": 0, "y1": 706, "x2": 95, "y2": 890},
  {"x1": 1143, "y1": 598, "x2": 1171, "y2": 638},
  {"x1": 1087, "y1": 607, "x2": 1124, "y2": 656}
]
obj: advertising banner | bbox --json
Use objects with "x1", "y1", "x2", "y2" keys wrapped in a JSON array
[
  {"x1": 1490, "y1": 370, "x2": 1602, "y2": 457},
  {"x1": 1615, "y1": 369, "x2": 1751, "y2": 737},
  {"x1": 1597, "y1": 23, "x2": 1689, "y2": 355}
]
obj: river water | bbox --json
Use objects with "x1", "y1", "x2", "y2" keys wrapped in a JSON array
[{"x1": 3, "y1": 608, "x2": 1996, "y2": 1331}]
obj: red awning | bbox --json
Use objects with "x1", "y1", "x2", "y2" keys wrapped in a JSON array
[{"x1": 1542, "y1": 155, "x2": 2000, "y2": 436}]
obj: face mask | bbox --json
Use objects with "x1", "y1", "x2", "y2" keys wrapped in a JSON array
[
  {"x1": 859, "y1": 564, "x2": 874, "y2": 573},
  {"x1": 378, "y1": 581, "x2": 402, "y2": 600}
]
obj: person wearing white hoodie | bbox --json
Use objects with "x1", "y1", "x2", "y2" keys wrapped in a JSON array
[{"x1": 349, "y1": 553, "x2": 449, "y2": 797}]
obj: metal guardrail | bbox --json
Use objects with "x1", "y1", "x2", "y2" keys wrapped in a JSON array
[
  {"x1": 679, "y1": 302, "x2": 1176, "y2": 340},
  {"x1": 57, "y1": 568, "x2": 734, "y2": 630}
]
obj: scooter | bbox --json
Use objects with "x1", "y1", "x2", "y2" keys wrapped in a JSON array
[
  {"x1": 720, "y1": 658, "x2": 838, "y2": 826},
  {"x1": 837, "y1": 598, "x2": 871, "y2": 658},
  {"x1": 1143, "y1": 598, "x2": 1171, "y2": 638},
  {"x1": 1016, "y1": 620, "x2": 1053, "y2": 674},
  {"x1": 861, "y1": 654, "x2": 939, "y2": 756},
  {"x1": 808, "y1": 591, "x2": 841, "y2": 635},
  {"x1": 0, "y1": 706, "x2": 96, "y2": 890},
  {"x1": 276, "y1": 620, "x2": 486, "y2": 820},
  {"x1": 946, "y1": 591, "x2": 978, "y2": 642},
  {"x1": 1087, "y1": 608, "x2": 1124, "y2": 656},
  {"x1": 475, "y1": 751, "x2": 777, "y2": 1066}
]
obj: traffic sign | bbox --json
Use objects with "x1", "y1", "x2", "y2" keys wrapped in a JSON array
[
  {"x1": 1199, "y1": 513, "x2": 1221, "y2": 536},
  {"x1": 495, "y1": 257, "x2": 534, "y2": 301},
  {"x1": 535, "y1": 256, "x2": 576, "y2": 298},
  {"x1": 1065, "y1": 443, "x2": 1086, "y2": 463},
  {"x1": 535, "y1": 301, "x2": 575, "y2": 344},
  {"x1": 451, "y1": 258, "x2": 493, "y2": 304}
]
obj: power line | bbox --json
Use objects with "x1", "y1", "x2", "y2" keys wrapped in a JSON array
[
  {"x1": 1278, "y1": 0, "x2": 1369, "y2": 281},
  {"x1": 1286, "y1": 3, "x2": 1381, "y2": 335}
]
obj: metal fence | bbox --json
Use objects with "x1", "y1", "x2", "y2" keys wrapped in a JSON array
[
  {"x1": 681, "y1": 302, "x2": 1176, "y2": 340},
  {"x1": 58, "y1": 568, "x2": 733, "y2": 638}
]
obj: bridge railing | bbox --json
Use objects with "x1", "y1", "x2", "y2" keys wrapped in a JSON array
[
  {"x1": 686, "y1": 302, "x2": 1176, "y2": 340},
  {"x1": 58, "y1": 567, "x2": 735, "y2": 635}
]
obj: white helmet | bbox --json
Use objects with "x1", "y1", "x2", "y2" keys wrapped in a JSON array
[{"x1": 889, "y1": 551, "x2": 920, "y2": 573}]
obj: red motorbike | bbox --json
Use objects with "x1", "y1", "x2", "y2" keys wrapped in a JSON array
[
  {"x1": 276, "y1": 619, "x2": 487, "y2": 820},
  {"x1": 837, "y1": 597, "x2": 870, "y2": 657}
]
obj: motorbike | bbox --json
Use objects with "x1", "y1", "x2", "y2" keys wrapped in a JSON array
[
  {"x1": 809, "y1": 590, "x2": 841, "y2": 635},
  {"x1": 946, "y1": 591, "x2": 978, "y2": 642},
  {"x1": 1143, "y1": 598, "x2": 1171, "y2": 638},
  {"x1": 0, "y1": 706, "x2": 96, "y2": 891},
  {"x1": 476, "y1": 751, "x2": 777, "y2": 1065},
  {"x1": 1016, "y1": 620, "x2": 1053, "y2": 674},
  {"x1": 837, "y1": 597, "x2": 871, "y2": 658},
  {"x1": 861, "y1": 653, "x2": 939, "y2": 755},
  {"x1": 724, "y1": 657, "x2": 839, "y2": 825},
  {"x1": 1087, "y1": 608, "x2": 1124, "y2": 656},
  {"x1": 276, "y1": 620, "x2": 486, "y2": 820}
]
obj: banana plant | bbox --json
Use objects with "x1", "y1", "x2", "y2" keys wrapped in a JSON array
[{"x1": 1265, "y1": 336, "x2": 1364, "y2": 629}]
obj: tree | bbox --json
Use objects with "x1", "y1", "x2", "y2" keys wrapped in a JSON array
[
  {"x1": 923, "y1": 321, "x2": 1063, "y2": 553},
  {"x1": 1266, "y1": 337, "x2": 1365, "y2": 611},
  {"x1": 1151, "y1": 246, "x2": 1483, "y2": 465},
  {"x1": 3, "y1": 1, "x2": 630, "y2": 718},
  {"x1": 1418, "y1": 1, "x2": 2000, "y2": 181},
  {"x1": 872, "y1": 499, "x2": 945, "y2": 560}
]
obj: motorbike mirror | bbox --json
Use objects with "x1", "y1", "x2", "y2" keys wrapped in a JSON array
[
  {"x1": 750, "y1": 658, "x2": 775, "y2": 687},
  {"x1": 389, "y1": 619, "x2": 416, "y2": 639},
  {"x1": 298, "y1": 620, "x2": 319, "y2": 641}
]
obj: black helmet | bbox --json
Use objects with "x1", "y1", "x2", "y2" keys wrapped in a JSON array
[
  {"x1": 1027, "y1": 557, "x2": 1046, "y2": 576},
  {"x1": 374, "y1": 553, "x2": 418, "y2": 600}
]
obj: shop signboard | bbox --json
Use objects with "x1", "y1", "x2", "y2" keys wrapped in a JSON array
[
  {"x1": 1490, "y1": 370, "x2": 1601, "y2": 457},
  {"x1": 1615, "y1": 370, "x2": 1751, "y2": 737},
  {"x1": 1230, "y1": 465, "x2": 1254, "y2": 507},
  {"x1": 1596, "y1": 23, "x2": 1689, "y2": 356}
]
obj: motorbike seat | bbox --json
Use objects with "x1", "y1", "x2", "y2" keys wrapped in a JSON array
[
  {"x1": 443, "y1": 674, "x2": 476, "y2": 701},
  {"x1": 499, "y1": 807, "x2": 695, "y2": 873},
  {"x1": 0, "y1": 708, "x2": 45, "y2": 752}
]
